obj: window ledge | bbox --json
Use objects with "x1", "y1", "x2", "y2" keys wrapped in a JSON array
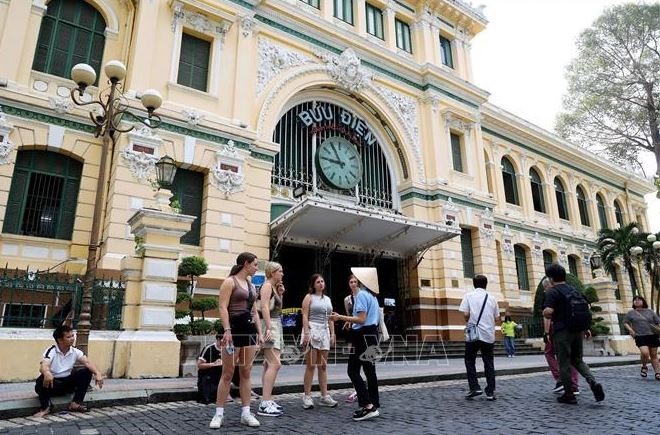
[
  {"x1": 450, "y1": 170, "x2": 474, "y2": 181},
  {"x1": 1, "y1": 233, "x2": 71, "y2": 247},
  {"x1": 167, "y1": 81, "x2": 218, "y2": 102}
]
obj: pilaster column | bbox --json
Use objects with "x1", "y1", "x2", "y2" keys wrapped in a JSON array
[
  {"x1": 383, "y1": 6, "x2": 396, "y2": 50},
  {"x1": 113, "y1": 208, "x2": 194, "y2": 378},
  {"x1": 591, "y1": 276, "x2": 621, "y2": 336},
  {"x1": 0, "y1": 0, "x2": 43, "y2": 84}
]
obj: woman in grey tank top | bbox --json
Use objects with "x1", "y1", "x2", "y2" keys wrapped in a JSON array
[{"x1": 300, "y1": 273, "x2": 338, "y2": 409}]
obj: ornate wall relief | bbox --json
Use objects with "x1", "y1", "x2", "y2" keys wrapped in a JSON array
[
  {"x1": 532, "y1": 232, "x2": 542, "y2": 258},
  {"x1": 120, "y1": 125, "x2": 162, "y2": 181},
  {"x1": 315, "y1": 48, "x2": 372, "y2": 93},
  {"x1": 480, "y1": 207, "x2": 494, "y2": 243},
  {"x1": 257, "y1": 39, "x2": 312, "y2": 96},
  {"x1": 211, "y1": 140, "x2": 246, "y2": 196},
  {"x1": 444, "y1": 197, "x2": 459, "y2": 227},
  {"x1": 502, "y1": 225, "x2": 513, "y2": 257},
  {"x1": 0, "y1": 106, "x2": 14, "y2": 165},
  {"x1": 181, "y1": 108, "x2": 205, "y2": 127}
]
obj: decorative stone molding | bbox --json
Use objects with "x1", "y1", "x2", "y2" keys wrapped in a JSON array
[
  {"x1": 121, "y1": 148, "x2": 159, "y2": 181},
  {"x1": 480, "y1": 208, "x2": 494, "y2": 243},
  {"x1": 502, "y1": 225, "x2": 513, "y2": 257},
  {"x1": 0, "y1": 106, "x2": 14, "y2": 165},
  {"x1": 211, "y1": 140, "x2": 246, "y2": 196},
  {"x1": 182, "y1": 108, "x2": 205, "y2": 127},
  {"x1": 315, "y1": 48, "x2": 372, "y2": 93},
  {"x1": 171, "y1": 1, "x2": 232, "y2": 39},
  {"x1": 443, "y1": 112, "x2": 473, "y2": 134},
  {"x1": 581, "y1": 244, "x2": 592, "y2": 266},
  {"x1": 257, "y1": 39, "x2": 312, "y2": 95},
  {"x1": 532, "y1": 232, "x2": 542, "y2": 258},
  {"x1": 558, "y1": 239, "x2": 568, "y2": 266},
  {"x1": 421, "y1": 91, "x2": 440, "y2": 113},
  {"x1": 240, "y1": 14, "x2": 256, "y2": 37},
  {"x1": 444, "y1": 198, "x2": 459, "y2": 227},
  {"x1": 121, "y1": 124, "x2": 163, "y2": 181},
  {"x1": 376, "y1": 87, "x2": 421, "y2": 179},
  {"x1": 48, "y1": 97, "x2": 73, "y2": 114}
]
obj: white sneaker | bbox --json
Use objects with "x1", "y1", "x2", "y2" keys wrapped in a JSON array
[
  {"x1": 302, "y1": 394, "x2": 314, "y2": 409},
  {"x1": 209, "y1": 415, "x2": 223, "y2": 429},
  {"x1": 319, "y1": 395, "x2": 338, "y2": 408},
  {"x1": 271, "y1": 400, "x2": 283, "y2": 411},
  {"x1": 240, "y1": 413, "x2": 261, "y2": 427},
  {"x1": 257, "y1": 401, "x2": 283, "y2": 417}
]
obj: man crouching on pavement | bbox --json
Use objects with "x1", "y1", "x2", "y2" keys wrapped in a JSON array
[{"x1": 33, "y1": 325, "x2": 104, "y2": 417}]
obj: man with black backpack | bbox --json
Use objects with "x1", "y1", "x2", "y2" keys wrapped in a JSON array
[{"x1": 543, "y1": 264, "x2": 605, "y2": 404}]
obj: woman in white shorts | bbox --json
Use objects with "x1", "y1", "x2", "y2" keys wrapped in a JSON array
[
  {"x1": 257, "y1": 262, "x2": 286, "y2": 417},
  {"x1": 300, "y1": 273, "x2": 337, "y2": 409}
]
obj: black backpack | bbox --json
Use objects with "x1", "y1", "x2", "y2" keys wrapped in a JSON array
[{"x1": 557, "y1": 285, "x2": 592, "y2": 332}]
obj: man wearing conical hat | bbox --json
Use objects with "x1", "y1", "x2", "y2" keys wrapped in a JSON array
[{"x1": 330, "y1": 267, "x2": 381, "y2": 421}]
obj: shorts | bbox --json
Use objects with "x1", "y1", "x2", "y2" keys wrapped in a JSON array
[
  {"x1": 230, "y1": 312, "x2": 258, "y2": 348},
  {"x1": 634, "y1": 334, "x2": 660, "y2": 348},
  {"x1": 302, "y1": 321, "x2": 330, "y2": 351},
  {"x1": 261, "y1": 317, "x2": 284, "y2": 351}
]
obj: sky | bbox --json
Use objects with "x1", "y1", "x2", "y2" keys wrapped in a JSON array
[{"x1": 470, "y1": 0, "x2": 659, "y2": 232}]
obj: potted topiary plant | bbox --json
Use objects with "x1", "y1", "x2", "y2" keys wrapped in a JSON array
[{"x1": 178, "y1": 256, "x2": 208, "y2": 296}]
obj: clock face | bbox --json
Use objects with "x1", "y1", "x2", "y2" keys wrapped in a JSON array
[{"x1": 316, "y1": 137, "x2": 363, "y2": 190}]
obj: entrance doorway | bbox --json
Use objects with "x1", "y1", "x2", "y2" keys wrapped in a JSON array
[{"x1": 274, "y1": 245, "x2": 403, "y2": 334}]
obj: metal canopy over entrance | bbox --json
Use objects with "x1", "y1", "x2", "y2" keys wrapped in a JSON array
[{"x1": 270, "y1": 198, "x2": 461, "y2": 258}]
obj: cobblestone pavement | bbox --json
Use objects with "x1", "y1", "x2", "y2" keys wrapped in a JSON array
[{"x1": 1, "y1": 366, "x2": 658, "y2": 434}]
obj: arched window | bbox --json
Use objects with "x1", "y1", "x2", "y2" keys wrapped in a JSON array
[
  {"x1": 596, "y1": 194, "x2": 608, "y2": 229},
  {"x1": 554, "y1": 177, "x2": 569, "y2": 220},
  {"x1": 568, "y1": 255, "x2": 579, "y2": 277},
  {"x1": 501, "y1": 157, "x2": 519, "y2": 205},
  {"x1": 576, "y1": 186, "x2": 590, "y2": 226},
  {"x1": 543, "y1": 249, "x2": 554, "y2": 270},
  {"x1": 33, "y1": 0, "x2": 106, "y2": 80},
  {"x1": 614, "y1": 200, "x2": 624, "y2": 227},
  {"x1": 3, "y1": 150, "x2": 82, "y2": 240},
  {"x1": 529, "y1": 167, "x2": 545, "y2": 213},
  {"x1": 514, "y1": 245, "x2": 530, "y2": 290}
]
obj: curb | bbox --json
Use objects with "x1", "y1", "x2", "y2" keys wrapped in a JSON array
[{"x1": 0, "y1": 359, "x2": 638, "y2": 420}]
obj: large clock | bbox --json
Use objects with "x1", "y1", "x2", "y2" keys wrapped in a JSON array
[{"x1": 316, "y1": 137, "x2": 363, "y2": 190}]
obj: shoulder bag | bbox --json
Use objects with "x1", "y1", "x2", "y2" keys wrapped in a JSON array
[{"x1": 464, "y1": 294, "x2": 488, "y2": 343}]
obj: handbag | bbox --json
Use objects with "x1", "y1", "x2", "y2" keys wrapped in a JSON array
[
  {"x1": 378, "y1": 307, "x2": 390, "y2": 342},
  {"x1": 635, "y1": 310, "x2": 660, "y2": 337},
  {"x1": 464, "y1": 294, "x2": 489, "y2": 343}
]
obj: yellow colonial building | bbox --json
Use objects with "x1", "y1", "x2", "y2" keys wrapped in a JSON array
[{"x1": 0, "y1": 0, "x2": 652, "y2": 380}]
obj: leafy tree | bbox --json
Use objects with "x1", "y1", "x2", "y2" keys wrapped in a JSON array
[
  {"x1": 556, "y1": 3, "x2": 660, "y2": 186},
  {"x1": 191, "y1": 297, "x2": 218, "y2": 321},
  {"x1": 597, "y1": 222, "x2": 642, "y2": 297},
  {"x1": 178, "y1": 256, "x2": 208, "y2": 295},
  {"x1": 533, "y1": 273, "x2": 608, "y2": 336}
]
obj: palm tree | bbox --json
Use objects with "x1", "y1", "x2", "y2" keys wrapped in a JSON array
[{"x1": 597, "y1": 222, "x2": 642, "y2": 299}]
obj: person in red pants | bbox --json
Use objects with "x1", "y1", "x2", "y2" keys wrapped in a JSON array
[
  {"x1": 541, "y1": 277, "x2": 579, "y2": 394},
  {"x1": 34, "y1": 325, "x2": 104, "y2": 417}
]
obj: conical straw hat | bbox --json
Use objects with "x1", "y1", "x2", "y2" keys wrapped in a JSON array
[{"x1": 351, "y1": 267, "x2": 379, "y2": 294}]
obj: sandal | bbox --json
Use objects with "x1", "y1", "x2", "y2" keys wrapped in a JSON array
[
  {"x1": 640, "y1": 365, "x2": 648, "y2": 378},
  {"x1": 68, "y1": 403, "x2": 89, "y2": 413}
]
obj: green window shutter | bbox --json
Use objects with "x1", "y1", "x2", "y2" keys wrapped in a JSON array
[
  {"x1": 568, "y1": 256, "x2": 578, "y2": 277},
  {"x1": 514, "y1": 245, "x2": 529, "y2": 290},
  {"x1": 2, "y1": 169, "x2": 29, "y2": 235},
  {"x1": 366, "y1": 4, "x2": 383, "y2": 39},
  {"x1": 450, "y1": 133, "x2": 463, "y2": 172},
  {"x1": 32, "y1": 0, "x2": 106, "y2": 82},
  {"x1": 56, "y1": 176, "x2": 81, "y2": 240},
  {"x1": 596, "y1": 195, "x2": 608, "y2": 229},
  {"x1": 177, "y1": 33, "x2": 210, "y2": 92},
  {"x1": 3, "y1": 150, "x2": 81, "y2": 240},
  {"x1": 460, "y1": 228, "x2": 474, "y2": 278},
  {"x1": 543, "y1": 250, "x2": 553, "y2": 269},
  {"x1": 501, "y1": 157, "x2": 519, "y2": 205},
  {"x1": 173, "y1": 168, "x2": 204, "y2": 246},
  {"x1": 554, "y1": 178, "x2": 569, "y2": 220},
  {"x1": 530, "y1": 168, "x2": 546, "y2": 213}
]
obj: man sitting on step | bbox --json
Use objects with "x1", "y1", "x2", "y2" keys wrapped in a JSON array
[{"x1": 33, "y1": 325, "x2": 104, "y2": 417}]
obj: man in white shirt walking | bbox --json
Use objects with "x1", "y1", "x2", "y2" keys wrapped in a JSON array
[{"x1": 459, "y1": 274, "x2": 500, "y2": 400}]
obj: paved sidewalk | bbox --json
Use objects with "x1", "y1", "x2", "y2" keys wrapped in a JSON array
[{"x1": 0, "y1": 354, "x2": 639, "y2": 419}]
